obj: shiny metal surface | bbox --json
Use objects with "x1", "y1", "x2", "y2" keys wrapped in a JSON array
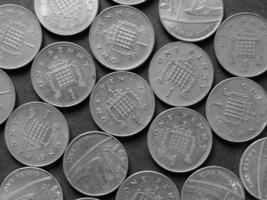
[
  {"x1": 31, "y1": 42, "x2": 96, "y2": 107},
  {"x1": 112, "y1": 0, "x2": 147, "y2": 5},
  {"x1": 63, "y1": 131, "x2": 128, "y2": 196},
  {"x1": 5, "y1": 102, "x2": 69, "y2": 167}
]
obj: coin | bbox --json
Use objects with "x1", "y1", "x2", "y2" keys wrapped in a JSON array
[
  {"x1": 239, "y1": 137, "x2": 267, "y2": 200},
  {"x1": 116, "y1": 170, "x2": 180, "y2": 200},
  {"x1": 112, "y1": 0, "x2": 147, "y2": 5},
  {"x1": 89, "y1": 5, "x2": 155, "y2": 70},
  {"x1": 0, "y1": 167, "x2": 63, "y2": 200},
  {"x1": 31, "y1": 42, "x2": 96, "y2": 108},
  {"x1": 181, "y1": 166, "x2": 245, "y2": 200},
  {"x1": 63, "y1": 131, "x2": 128, "y2": 196},
  {"x1": 149, "y1": 42, "x2": 214, "y2": 107},
  {"x1": 159, "y1": 0, "x2": 224, "y2": 42},
  {"x1": 76, "y1": 198, "x2": 99, "y2": 200},
  {"x1": 34, "y1": 0, "x2": 99, "y2": 36},
  {"x1": 5, "y1": 102, "x2": 69, "y2": 167},
  {"x1": 0, "y1": 4, "x2": 42, "y2": 69},
  {"x1": 90, "y1": 71, "x2": 155, "y2": 137},
  {"x1": 0, "y1": 69, "x2": 15, "y2": 125},
  {"x1": 206, "y1": 77, "x2": 267, "y2": 143},
  {"x1": 214, "y1": 13, "x2": 267, "y2": 77},
  {"x1": 147, "y1": 107, "x2": 212, "y2": 173}
]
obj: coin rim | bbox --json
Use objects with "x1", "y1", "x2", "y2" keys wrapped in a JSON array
[{"x1": 112, "y1": 0, "x2": 147, "y2": 6}]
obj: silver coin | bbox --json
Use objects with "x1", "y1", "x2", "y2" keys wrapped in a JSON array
[
  {"x1": 112, "y1": 0, "x2": 147, "y2": 5},
  {"x1": 0, "y1": 69, "x2": 16, "y2": 125},
  {"x1": 63, "y1": 131, "x2": 128, "y2": 196},
  {"x1": 181, "y1": 166, "x2": 245, "y2": 200},
  {"x1": 147, "y1": 107, "x2": 212, "y2": 173},
  {"x1": 90, "y1": 71, "x2": 155, "y2": 137},
  {"x1": 214, "y1": 12, "x2": 267, "y2": 77},
  {"x1": 239, "y1": 137, "x2": 267, "y2": 200},
  {"x1": 159, "y1": 0, "x2": 224, "y2": 42},
  {"x1": 34, "y1": 0, "x2": 99, "y2": 36},
  {"x1": 89, "y1": 5, "x2": 155, "y2": 70},
  {"x1": 0, "y1": 167, "x2": 63, "y2": 200},
  {"x1": 116, "y1": 170, "x2": 180, "y2": 200},
  {"x1": 149, "y1": 42, "x2": 214, "y2": 107},
  {"x1": 206, "y1": 77, "x2": 267, "y2": 143},
  {"x1": 5, "y1": 102, "x2": 69, "y2": 167},
  {"x1": 0, "y1": 4, "x2": 42, "y2": 69},
  {"x1": 31, "y1": 42, "x2": 96, "y2": 108}
]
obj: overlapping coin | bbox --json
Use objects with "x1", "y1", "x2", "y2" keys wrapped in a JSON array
[
  {"x1": 116, "y1": 170, "x2": 180, "y2": 200},
  {"x1": 112, "y1": 0, "x2": 147, "y2": 5},
  {"x1": 89, "y1": 5, "x2": 155, "y2": 70},
  {"x1": 5, "y1": 102, "x2": 69, "y2": 167},
  {"x1": 215, "y1": 12, "x2": 267, "y2": 77},
  {"x1": 149, "y1": 42, "x2": 214, "y2": 107},
  {"x1": 0, "y1": 4, "x2": 42, "y2": 69},
  {"x1": 148, "y1": 107, "x2": 213, "y2": 173},
  {"x1": 206, "y1": 77, "x2": 267, "y2": 142},
  {"x1": 31, "y1": 42, "x2": 96, "y2": 107},
  {"x1": 63, "y1": 131, "x2": 128, "y2": 196},
  {"x1": 0, "y1": 167, "x2": 63, "y2": 200},
  {"x1": 76, "y1": 198, "x2": 99, "y2": 200}
]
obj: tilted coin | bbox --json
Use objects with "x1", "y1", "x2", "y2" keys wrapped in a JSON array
[
  {"x1": 149, "y1": 42, "x2": 214, "y2": 107},
  {"x1": 147, "y1": 107, "x2": 213, "y2": 173},
  {"x1": 181, "y1": 166, "x2": 245, "y2": 200},
  {"x1": 31, "y1": 42, "x2": 96, "y2": 107},
  {"x1": 0, "y1": 4, "x2": 42, "y2": 69},
  {"x1": 90, "y1": 71, "x2": 155, "y2": 137},
  {"x1": 112, "y1": 0, "x2": 147, "y2": 5},
  {"x1": 239, "y1": 137, "x2": 267, "y2": 200},
  {"x1": 215, "y1": 13, "x2": 267, "y2": 77},
  {"x1": 0, "y1": 69, "x2": 15, "y2": 125},
  {"x1": 34, "y1": 0, "x2": 99, "y2": 35},
  {"x1": 206, "y1": 77, "x2": 267, "y2": 142},
  {"x1": 159, "y1": 0, "x2": 223, "y2": 42},
  {"x1": 63, "y1": 131, "x2": 128, "y2": 196},
  {"x1": 116, "y1": 170, "x2": 180, "y2": 200},
  {"x1": 0, "y1": 167, "x2": 63, "y2": 200},
  {"x1": 89, "y1": 5, "x2": 155, "y2": 70},
  {"x1": 5, "y1": 102, "x2": 69, "y2": 167}
]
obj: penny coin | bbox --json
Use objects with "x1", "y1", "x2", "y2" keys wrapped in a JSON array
[
  {"x1": 34, "y1": 0, "x2": 99, "y2": 36},
  {"x1": 5, "y1": 102, "x2": 69, "y2": 167},
  {"x1": 0, "y1": 167, "x2": 63, "y2": 200},
  {"x1": 0, "y1": 69, "x2": 16, "y2": 125},
  {"x1": 31, "y1": 42, "x2": 96, "y2": 108},
  {"x1": 89, "y1": 5, "x2": 155, "y2": 70},
  {"x1": 206, "y1": 77, "x2": 267, "y2": 143},
  {"x1": 116, "y1": 170, "x2": 180, "y2": 200},
  {"x1": 240, "y1": 137, "x2": 267, "y2": 200},
  {"x1": 215, "y1": 13, "x2": 267, "y2": 77},
  {"x1": 112, "y1": 0, "x2": 147, "y2": 5},
  {"x1": 0, "y1": 4, "x2": 42, "y2": 69},
  {"x1": 90, "y1": 71, "x2": 155, "y2": 137},
  {"x1": 159, "y1": 0, "x2": 224, "y2": 42},
  {"x1": 181, "y1": 166, "x2": 245, "y2": 200},
  {"x1": 147, "y1": 107, "x2": 213, "y2": 173},
  {"x1": 63, "y1": 131, "x2": 128, "y2": 196},
  {"x1": 149, "y1": 42, "x2": 214, "y2": 107}
]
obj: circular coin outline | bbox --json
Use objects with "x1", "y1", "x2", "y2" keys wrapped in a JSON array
[{"x1": 111, "y1": 0, "x2": 147, "y2": 6}]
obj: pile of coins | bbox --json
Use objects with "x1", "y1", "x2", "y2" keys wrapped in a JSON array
[{"x1": 0, "y1": 0, "x2": 267, "y2": 200}]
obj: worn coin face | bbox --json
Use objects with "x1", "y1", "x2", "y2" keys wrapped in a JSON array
[
  {"x1": 159, "y1": 0, "x2": 223, "y2": 42},
  {"x1": 0, "y1": 4, "x2": 42, "y2": 69},
  {"x1": 89, "y1": 5, "x2": 155, "y2": 70},
  {"x1": 0, "y1": 69, "x2": 15, "y2": 125},
  {"x1": 5, "y1": 102, "x2": 69, "y2": 167},
  {"x1": 206, "y1": 77, "x2": 267, "y2": 143},
  {"x1": 215, "y1": 13, "x2": 267, "y2": 77},
  {"x1": 34, "y1": 0, "x2": 99, "y2": 35},
  {"x1": 181, "y1": 166, "x2": 245, "y2": 200},
  {"x1": 31, "y1": 42, "x2": 96, "y2": 107},
  {"x1": 63, "y1": 131, "x2": 128, "y2": 196},
  {"x1": 116, "y1": 170, "x2": 180, "y2": 200},
  {"x1": 239, "y1": 137, "x2": 267, "y2": 200},
  {"x1": 90, "y1": 71, "x2": 155, "y2": 137},
  {"x1": 149, "y1": 42, "x2": 214, "y2": 107},
  {"x1": 148, "y1": 107, "x2": 212, "y2": 173},
  {"x1": 0, "y1": 167, "x2": 63, "y2": 200},
  {"x1": 112, "y1": 0, "x2": 147, "y2": 5}
]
